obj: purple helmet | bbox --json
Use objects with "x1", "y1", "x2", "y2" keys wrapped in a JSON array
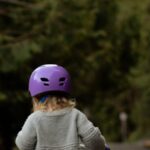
[{"x1": 28, "y1": 64, "x2": 71, "y2": 97}]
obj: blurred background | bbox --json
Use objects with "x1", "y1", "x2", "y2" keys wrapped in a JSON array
[{"x1": 0, "y1": 0, "x2": 150, "y2": 149}]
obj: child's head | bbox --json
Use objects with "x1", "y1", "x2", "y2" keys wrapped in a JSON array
[{"x1": 28, "y1": 64, "x2": 74, "y2": 112}]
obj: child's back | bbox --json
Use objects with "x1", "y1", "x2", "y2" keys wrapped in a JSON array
[
  {"x1": 15, "y1": 64, "x2": 106, "y2": 150},
  {"x1": 16, "y1": 107, "x2": 105, "y2": 150}
]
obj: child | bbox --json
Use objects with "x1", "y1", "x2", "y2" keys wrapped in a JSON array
[{"x1": 15, "y1": 64, "x2": 107, "y2": 150}]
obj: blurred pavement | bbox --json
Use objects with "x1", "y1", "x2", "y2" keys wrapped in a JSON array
[{"x1": 110, "y1": 143, "x2": 149, "y2": 150}]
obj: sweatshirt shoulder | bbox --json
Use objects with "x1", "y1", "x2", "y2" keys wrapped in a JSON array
[
  {"x1": 72, "y1": 108, "x2": 85, "y2": 117},
  {"x1": 72, "y1": 108, "x2": 80, "y2": 114},
  {"x1": 27, "y1": 111, "x2": 43, "y2": 123}
]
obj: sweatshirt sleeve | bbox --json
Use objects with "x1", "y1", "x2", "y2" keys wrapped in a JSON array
[
  {"x1": 15, "y1": 113, "x2": 36, "y2": 150},
  {"x1": 77, "y1": 110, "x2": 106, "y2": 150}
]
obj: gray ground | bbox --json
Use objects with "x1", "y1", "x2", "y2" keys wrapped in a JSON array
[{"x1": 110, "y1": 143, "x2": 149, "y2": 150}]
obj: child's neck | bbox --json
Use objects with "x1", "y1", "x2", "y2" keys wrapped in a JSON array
[{"x1": 46, "y1": 103, "x2": 65, "y2": 112}]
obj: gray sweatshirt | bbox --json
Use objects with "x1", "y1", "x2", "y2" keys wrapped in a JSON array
[{"x1": 15, "y1": 108, "x2": 105, "y2": 150}]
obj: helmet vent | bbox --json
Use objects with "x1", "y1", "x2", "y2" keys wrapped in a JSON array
[
  {"x1": 59, "y1": 83, "x2": 64, "y2": 86},
  {"x1": 41, "y1": 77, "x2": 49, "y2": 82},
  {"x1": 44, "y1": 83, "x2": 49, "y2": 86},
  {"x1": 59, "y1": 77, "x2": 66, "y2": 86},
  {"x1": 59, "y1": 77, "x2": 66, "y2": 81},
  {"x1": 40, "y1": 77, "x2": 49, "y2": 86}
]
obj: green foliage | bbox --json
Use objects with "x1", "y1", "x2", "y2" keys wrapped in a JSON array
[
  {"x1": 0, "y1": 0, "x2": 150, "y2": 148},
  {"x1": 130, "y1": 50, "x2": 150, "y2": 139}
]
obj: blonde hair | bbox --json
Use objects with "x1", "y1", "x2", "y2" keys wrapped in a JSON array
[{"x1": 32, "y1": 96, "x2": 76, "y2": 112}]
